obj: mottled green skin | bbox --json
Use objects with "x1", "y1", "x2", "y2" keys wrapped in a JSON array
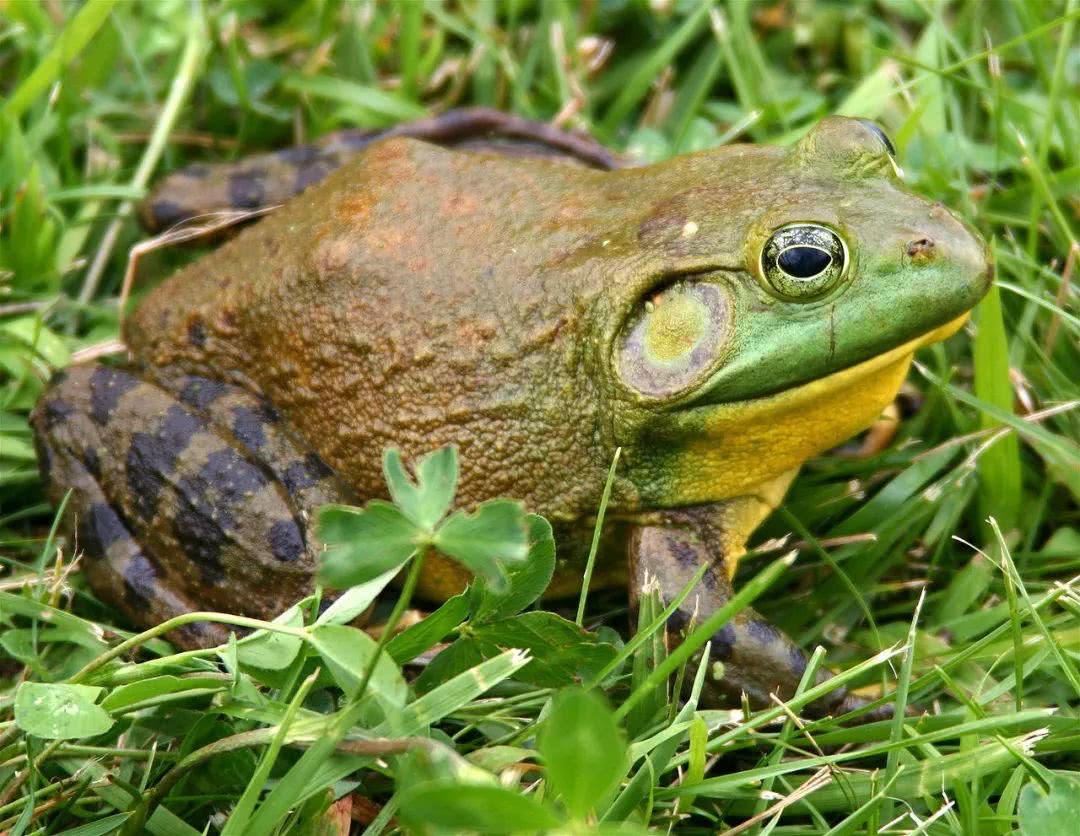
[{"x1": 33, "y1": 114, "x2": 991, "y2": 714}]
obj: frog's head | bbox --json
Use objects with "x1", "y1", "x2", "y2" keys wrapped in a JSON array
[{"x1": 602, "y1": 116, "x2": 992, "y2": 507}]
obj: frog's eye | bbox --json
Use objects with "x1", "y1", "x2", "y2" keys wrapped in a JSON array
[
  {"x1": 760, "y1": 224, "x2": 848, "y2": 300},
  {"x1": 617, "y1": 281, "x2": 731, "y2": 398},
  {"x1": 855, "y1": 119, "x2": 904, "y2": 177},
  {"x1": 856, "y1": 119, "x2": 896, "y2": 156}
]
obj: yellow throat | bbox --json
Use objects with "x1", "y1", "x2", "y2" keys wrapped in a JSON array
[{"x1": 663, "y1": 315, "x2": 969, "y2": 505}]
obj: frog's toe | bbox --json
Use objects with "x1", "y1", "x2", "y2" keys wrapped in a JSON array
[
  {"x1": 629, "y1": 522, "x2": 892, "y2": 721},
  {"x1": 31, "y1": 365, "x2": 351, "y2": 647},
  {"x1": 696, "y1": 609, "x2": 869, "y2": 718},
  {"x1": 700, "y1": 613, "x2": 900, "y2": 723}
]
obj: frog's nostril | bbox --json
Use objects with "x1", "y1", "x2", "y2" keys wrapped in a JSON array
[{"x1": 906, "y1": 238, "x2": 935, "y2": 262}]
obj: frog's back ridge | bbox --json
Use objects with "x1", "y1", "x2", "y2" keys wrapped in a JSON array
[{"x1": 139, "y1": 108, "x2": 624, "y2": 231}]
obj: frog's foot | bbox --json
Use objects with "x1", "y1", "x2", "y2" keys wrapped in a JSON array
[
  {"x1": 31, "y1": 365, "x2": 355, "y2": 649},
  {"x1": 629, "y1": 523, "x2": 892, "y2": 722},
  {"x1": 140, "y1": 107, "x2": 622, "y2": 232}
]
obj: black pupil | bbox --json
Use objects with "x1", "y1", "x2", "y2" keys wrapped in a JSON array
[{"x1": 778, "y1": 246, "x2": 831, "y2": 278}]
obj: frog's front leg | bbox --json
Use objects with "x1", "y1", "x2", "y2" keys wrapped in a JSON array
[
  {"x1": 628, "y1": 507, "x2": 885, "y2": 718},
  {"x1": 31, "y1": 365, "x2": 356, "y2": 648}
]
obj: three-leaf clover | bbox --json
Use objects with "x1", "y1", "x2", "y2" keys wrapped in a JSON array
[{"x1": 318, "y1": 446, "x2": 530, "y2": 592}]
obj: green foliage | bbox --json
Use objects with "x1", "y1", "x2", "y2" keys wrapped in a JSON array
[
  {"x1": 13, "y1": 682, "x2": 112, "y2": 740},
  {"x1": 318, "y1": 447, "x2": 530, "y2": 590},
  {"x1": 1019, "y1": 772, "x2": 1080, "y2": 836},
  {"x1": 384, "y1": 447, "x2": 457, "y2": 531},
  {"x1": 974, "y1": 282, "x2": 1023, "y2": 531},
  {"x1": 539, "y1": 688, "x2": 629, "y2": 821},
  {"x1": 307, "y1": 624, "x2": 407, "y2": 705},
  {"x1": 397, "y1": 783, "x2": 563, "y2": 834},
  {"x1": 1, "y1": 0, "x2": 1078, "y2": 833}
]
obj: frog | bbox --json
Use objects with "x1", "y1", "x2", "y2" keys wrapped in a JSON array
[{"x1": 31, "y1": 110, "x2": 992, "y2": 717}]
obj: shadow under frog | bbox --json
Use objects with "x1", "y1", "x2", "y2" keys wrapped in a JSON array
[{"x1": 32, "y1": 111, "x2": 992, "y2": 716}]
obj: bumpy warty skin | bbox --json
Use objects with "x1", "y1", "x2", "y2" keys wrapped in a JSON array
[
  {"x1": 126, "y1": 129, "x2": 990, "y2": 530},
  {"x1": 127, "y1": 138, "x2": 632, "y2": 522}
]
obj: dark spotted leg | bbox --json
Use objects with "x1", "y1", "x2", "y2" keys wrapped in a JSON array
[
  {"x1": 30, "y1": 365, "x2": 356, "y2": 649},
  {"x1": 32, "y1": 389, "x2": 227, "y2": 648},
  {"x1": 140, "y1": 107, "x2": 624, "y2": 232},
  {"x1": 628, "y1": 521, "x2": 890, "y2": 720}
]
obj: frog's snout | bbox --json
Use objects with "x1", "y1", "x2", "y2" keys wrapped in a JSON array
[
  {"x1": 913, "y1": 203, "x2": 994, "y2": 301},
  {"x1": 953, "y1": 228, "x2": 994, "y2": 300}
]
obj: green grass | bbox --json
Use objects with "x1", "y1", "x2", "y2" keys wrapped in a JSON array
[{"x1": 1, "y1": 0, "x2": 1078, "y2": 833}]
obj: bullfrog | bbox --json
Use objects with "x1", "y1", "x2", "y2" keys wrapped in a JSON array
[{"x1": 31, "y1": 110, "x2": 991, "y2": 716}]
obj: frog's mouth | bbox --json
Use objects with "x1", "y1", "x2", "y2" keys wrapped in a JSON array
[
  {"x1": 695, "y1": 313, "x2": 968, "y2": 424},
  {"x1": 632, "y1": 314, "x2": 968, "y2": 506}
]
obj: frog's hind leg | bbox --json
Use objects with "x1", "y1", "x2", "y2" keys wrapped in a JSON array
[
  {"x1": 31, "y1": 365, "x2": 355, "y2": 648},
  {"x1": 32, "y1": 420, "x2": 230, "y2": 648},
  {"x1": 628, "y1": 521, "x2": 890, "y2": 720},
  {"x1": 31, "y1": 370, "x2": 236, "y2": 647}
]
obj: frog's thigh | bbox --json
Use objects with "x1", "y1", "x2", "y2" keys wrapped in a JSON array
[
  {"x1": 33, "y1": 422, "x2": 229, "y2": 647},
  {"x1": 32, "y1": 366, "x2": 351, "y2": 646},
  {"x1": 628, "y1": 523, "x2": 861, "y2": 717}
]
